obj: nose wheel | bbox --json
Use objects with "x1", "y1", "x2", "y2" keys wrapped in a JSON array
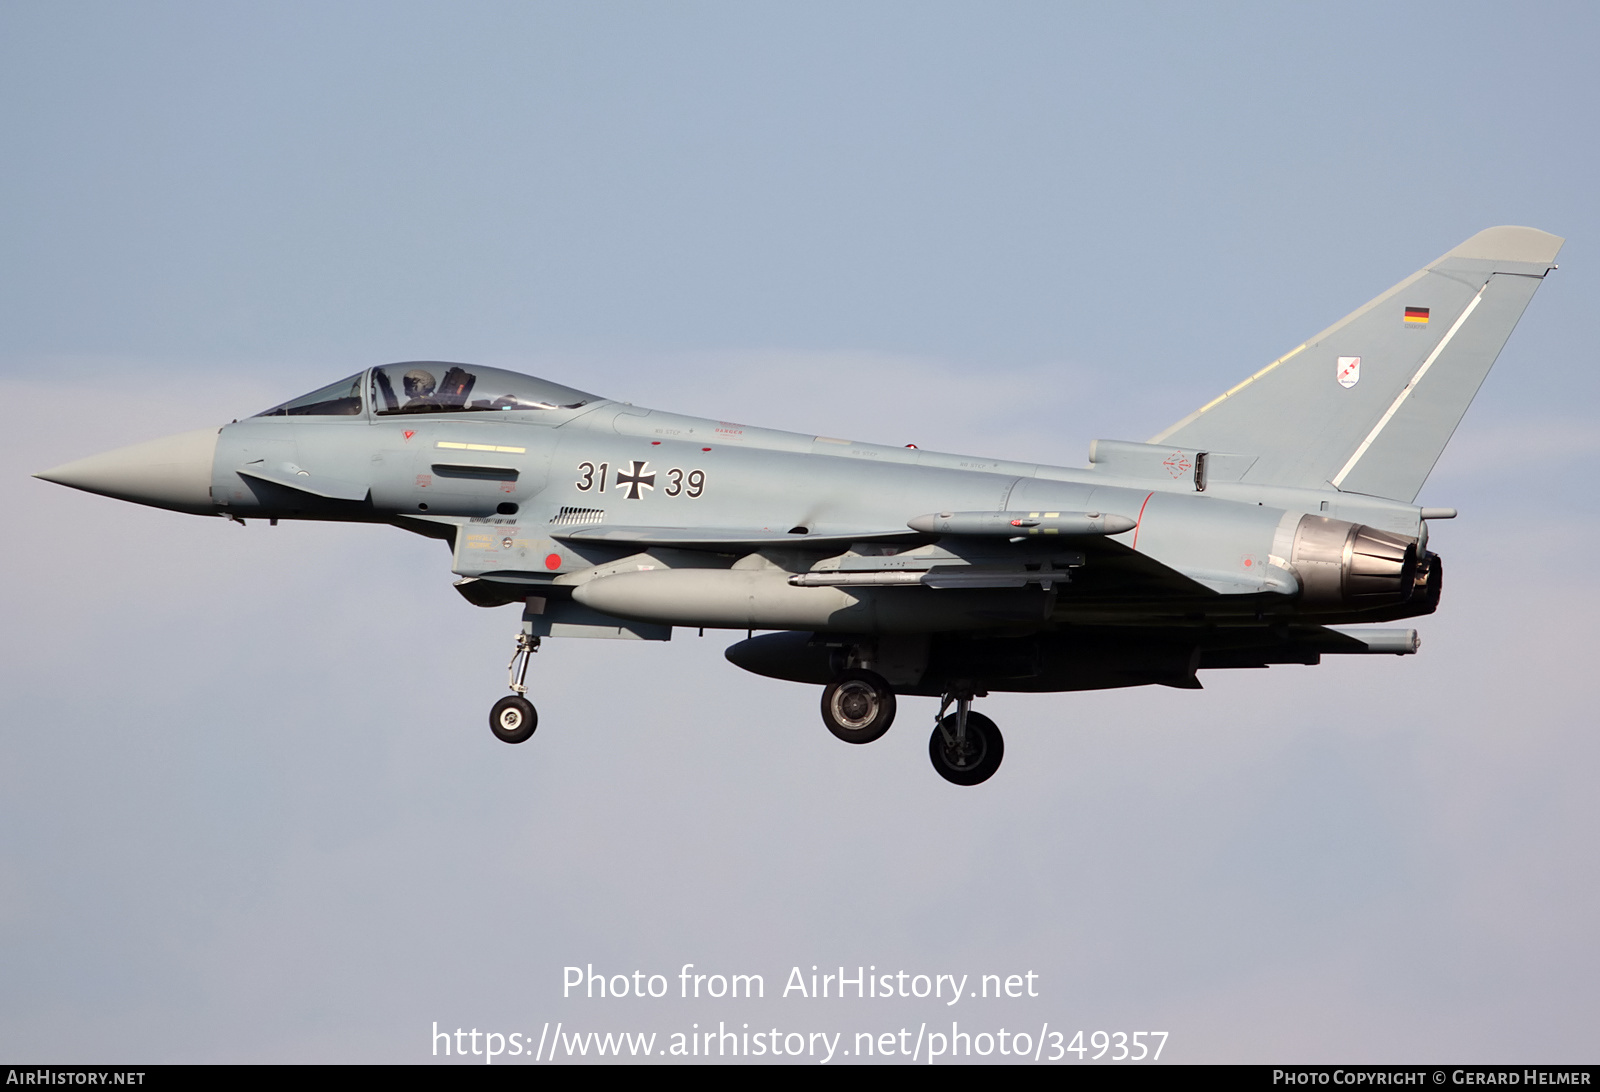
[
  {"x1": 490, "y1": 694, "x2": 537, "y2": 743},
  {"x1": 928, "y1": 693, "x2": 1003, "y2": 785},
  {"x1": 490, "y1": 631, "x2": 540, "y2": 744},
  {"x1": 820, "y1": 669, "x2": 896, "y2": 743}
]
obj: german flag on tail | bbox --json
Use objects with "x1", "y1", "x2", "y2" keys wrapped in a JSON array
[{"x1": 1404, "y1": 306, "x2": 1430, "y2": 324}]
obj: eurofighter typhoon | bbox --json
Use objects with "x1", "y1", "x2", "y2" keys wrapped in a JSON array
[{"x1": 36, "y1": 227, "x2": 1562, "y2": 784}]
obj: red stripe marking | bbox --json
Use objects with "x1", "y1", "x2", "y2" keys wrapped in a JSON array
[{"x1": 1131, "y1": 491, "x2": 1155, "y2": 551}]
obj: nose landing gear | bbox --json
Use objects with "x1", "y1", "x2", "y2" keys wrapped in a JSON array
[
  {"x1": 490, "y1": 631, "x2": 540, "y2": 744},
  {"x1": 928, "y1": 691, "x2": 1003, "y2": 785}
]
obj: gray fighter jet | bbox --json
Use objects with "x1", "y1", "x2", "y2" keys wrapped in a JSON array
[{"x1": 35, "y1": 227, "x2": 1562, "y2": 784}]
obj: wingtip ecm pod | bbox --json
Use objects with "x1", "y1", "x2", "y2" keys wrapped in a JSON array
[{"x1": 1151, "y1": 226, "x2": 1563, "y2": 503}]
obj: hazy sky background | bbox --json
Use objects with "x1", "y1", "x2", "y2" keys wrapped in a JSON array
[{"x1": 2, "y1": 1, "x2": 1597, "y2": 1063}]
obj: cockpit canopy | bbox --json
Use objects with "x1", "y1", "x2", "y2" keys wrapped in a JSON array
[
  {"x1": 254, "y1": 362, "x2": 599, "y2": 418},
  {"x1": 255, "y1": 373, "x2": 365, "y2": 417},
  {"x1": 370, "y1": 362, "x2": 596, "y2": 415}
]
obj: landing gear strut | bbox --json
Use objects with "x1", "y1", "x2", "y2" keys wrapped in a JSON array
[
  {"x1": 490, "y1": 631, "x2": 540, "y2": 744},
  {"x1": 820, "y1": 669, "x2": 896, "y2": 743},
  {"x1": 928, "y1": 691, "x2": 1003, "y2": 785}
]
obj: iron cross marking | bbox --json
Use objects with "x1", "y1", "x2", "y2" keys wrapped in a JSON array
[{"x1": 615, "y1": 459, "x2": 656, "y2": 500}]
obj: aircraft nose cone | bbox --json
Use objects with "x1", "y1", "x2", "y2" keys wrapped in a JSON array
[{"x1": 34, "y1": 426, "x2": 221, "y2": 514}]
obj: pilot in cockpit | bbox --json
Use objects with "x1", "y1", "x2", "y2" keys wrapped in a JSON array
[{"x1": 402, "y1": 368, "x2": 437, "y2": 408}]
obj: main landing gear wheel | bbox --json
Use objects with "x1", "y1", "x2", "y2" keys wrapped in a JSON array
[
  {"x1": 490, "y1": 695, "x2": 538, "y2": 744},
  {"x1": 929, "y1": 711, "x2": 1004, "y2": 786},
  {"x1": 820, "y1": 669, "x2": 897, "y2": 744}
]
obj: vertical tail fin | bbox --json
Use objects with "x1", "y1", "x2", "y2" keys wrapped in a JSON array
[{"x1": 1151, "y1": 226, "x2": 1562, "y2": 501}]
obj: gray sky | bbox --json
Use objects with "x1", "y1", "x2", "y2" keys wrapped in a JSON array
[{"x1": 2, "y1": 1, "x2": 1597, "y2": 1063}]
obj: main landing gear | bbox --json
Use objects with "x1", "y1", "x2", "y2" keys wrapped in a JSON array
[
  {"x1": 490, "y1": 632, "x2": 540, "y2": 744},
  {"x1": 818, "y1": 667, "x2": 1005, "y2": 786},
  {"x1": 820, "y1": 669, "x2": 897, "y2": 744},
  {"x1": 928, "y1": 691, "x2": 1004, "y2": 786}
]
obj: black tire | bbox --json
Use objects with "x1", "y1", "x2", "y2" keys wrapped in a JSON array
[
  {"x1": 820, "y1": 669, "x2": 897, "y2": 744},
  {"x1": 490, "y1": 694, "x2": 538, "y2": 744},
  {"x1": 928, "y1": 711, "x2": 1004, "y2": 785}
]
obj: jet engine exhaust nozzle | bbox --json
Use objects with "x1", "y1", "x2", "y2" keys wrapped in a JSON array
[{"x1": 1289, "y1": 514, "x2": 1427, "y2": 611}]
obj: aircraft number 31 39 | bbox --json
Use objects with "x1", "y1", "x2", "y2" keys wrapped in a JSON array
[{"x1": 575, "y1": 460, "x2": 706, "y2": 499}]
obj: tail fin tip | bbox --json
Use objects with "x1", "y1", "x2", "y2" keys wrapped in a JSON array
[{"x1": 1443, "y1": 225, "x2": 1563, "y2": 266}]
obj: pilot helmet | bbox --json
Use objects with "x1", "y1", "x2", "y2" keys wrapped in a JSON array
[{"x1": 403, "y1": 368, "x2": 437, "y2": 399}]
